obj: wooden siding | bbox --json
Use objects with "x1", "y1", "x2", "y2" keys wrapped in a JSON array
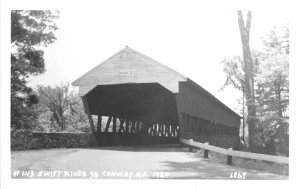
[
  {"x1": 175, "y1": 81, "x2": 240, "y2": 134},
  {"x1": 72, "y1": 46, "x2": 186, "y2": 94}
]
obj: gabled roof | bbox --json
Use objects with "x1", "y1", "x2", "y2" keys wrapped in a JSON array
[{"x1": 72, "y1": 46, "x2": 187, "y2": 88}]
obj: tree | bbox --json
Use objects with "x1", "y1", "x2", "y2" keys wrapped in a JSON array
[
  {"x1": 254, "y1": 26, "x2": 289, "y2": 155},
  {"x1": 222, "y1": 24, "x2": 289, "y2": 155},
  {"x1": 11, "y1": 10, "x2": 59, "y2": 129},
  {"x1": 36, "y1": 83, "x2": 90, "y2": 132},
  {"x1": 221, "y1": 51, "x2": 260, "y2": 143},
  {"x1": 37, "y1": 83, "x2": 72, "y2": 131},
  {"x1": 65, "y1": 95, "x2": 91, "y2": 133},
  {"x1": 221, "y1": 56, "x2": 245, "y2": 91},
  {"x1": 237, "y1": 10, "x2": 257, "y2": 150}
]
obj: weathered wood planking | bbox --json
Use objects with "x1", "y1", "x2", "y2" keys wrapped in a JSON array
[
  {"x1": 227, "y1": 149, "x2": 289, "y2": 164},
  {"x1": 72, "y1": 46, "x2": 186, "y2": 95},
  {"x1": 181, "y1": 138, "x2": 228, "y2": 154},
  {"x1": 175, "y1": 81, "x2": 240, "y2": 130},
  {"x1": 180, "y1": 138, "x2": 289, "y2": 165}
]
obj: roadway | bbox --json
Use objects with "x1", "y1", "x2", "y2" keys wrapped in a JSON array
[{"x1": 11, "y1": 145, "x2": 288, "y2": 179}]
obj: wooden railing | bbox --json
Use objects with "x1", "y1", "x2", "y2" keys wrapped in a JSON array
[{"x1": 180, "y1": 138, "x2": 289, "y2": 165}]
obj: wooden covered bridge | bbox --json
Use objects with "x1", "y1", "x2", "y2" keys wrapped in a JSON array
[{"x1": 72, "y1": 46, "x2": 241, "y2": 148}]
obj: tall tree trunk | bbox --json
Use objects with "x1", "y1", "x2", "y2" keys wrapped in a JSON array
[
  {"x1": 242, "y1": 86, "x2": 245, "y2": 141},
  {"x1": 237, "y1": 10, "x2": 256, "y2": 150}
]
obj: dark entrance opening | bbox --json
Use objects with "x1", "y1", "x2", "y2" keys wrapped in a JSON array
[{"x1": 85, "y1": 83, "x2": 180, "y2": 146}]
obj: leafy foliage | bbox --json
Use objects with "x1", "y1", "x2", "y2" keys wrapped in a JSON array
[
  {"x1": 221, "y1": 26, "x2": 289, "y2": 156},
  {"x1": 254, "y1": 26, "x2": 289, "y2": 155},
  {"x1": 221, "y1": 52, "x2": 260, "y2": 91},
  {"x1": 221, "y1": 56, "x2": 245, "y2": 91},
  {"x1": 11, "y1": 10, "x2": 59, "y2": 129},
  {"x1": 36, "y1": 83, "x2": 90, "y2": 132},
  {"x1": 10, "y1": 11, "x2": 90, "y2": 133}
]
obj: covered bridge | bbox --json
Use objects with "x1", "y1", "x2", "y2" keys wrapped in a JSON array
[{"x1": 72, "y1": 46, "x2": 241, "y2": 148}]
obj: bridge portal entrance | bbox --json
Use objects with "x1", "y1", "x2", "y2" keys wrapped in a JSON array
[{"x1": 84, "y1": 83, "x2": 179, "y2": 145}]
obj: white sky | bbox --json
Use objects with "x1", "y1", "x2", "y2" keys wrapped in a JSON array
[{"x1": 24, "y1": 1, "x2": 289, "y2": 113}]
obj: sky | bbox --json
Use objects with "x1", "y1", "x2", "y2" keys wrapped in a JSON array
[{"x1": 24, "y1": 1, "x2": 290, "y2": 113}]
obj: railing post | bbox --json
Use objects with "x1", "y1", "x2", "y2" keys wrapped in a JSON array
[
  {"x1": 204, "y1": 142, "x2": 209, "y2": 158},
  {"x1": 189, "y1": 139, "x2": 193, "y2": 152},
  {"x1": 227, "y1": 148, "x2": 233, "y2": 165}
]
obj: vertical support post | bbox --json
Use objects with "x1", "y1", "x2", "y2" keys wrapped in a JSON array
[
  {"x1": 139, "y1": 121, "x2": 142, "y2": 133},
  {"x1": 204, "y1": 149, "x2": 209, "y2": 158},
  {"x1": 81, "y1": 96, "x2": 96, "y2": 134},
  {"x1": 158, "y1": 124, "x2": 161, "y2": 136},
  {"x1": 104, "y1": 116, "x2": 112, "y2": 132},
  {"x1": 97, "y1": 115, "x2": 102, "y2": 133},
  {"x1": 153, "y1": 124, "x2": 156, "y2": 136},
  {"x1": 204, "y1": 142, "x2": 209, "y2": 158},
  {"x1": 188, "y1": 139, "x2": 193, "y2": 152},
  {"x1": 130, "y1": 120, "x2": 136, "y2": 133},
  {"x1": 171, "y1": 125, "x2": 175, "y2": 137},
  {"x1": 136, "y1": 121, "x2": 140, "y2": 133},
  {"x1": 140, "y1": 120, "x2": 146, "y2": 134},
  {"x1": 145, "y1": 122, "x2": 150, "y2": 135},
  {"x1": 168, "y1": 125, "x2": 172, "y2": 137},
  {"x1": 227, "y1": 148, "x2": 233, "y2": 165},
  {"x1": 139, "y1": 121, "x2": 143, "y2": 134},
  {"x1": 167, "y1": 125, "x2": 170, "y2": 137},
  {"x1": 135, "y1": 121, "x2": 139, "y2": 133},
  {"x1": 149, "y1": 124, "x2": 153, "y2": 135},
  {"x1": 133, "y1": 121, "x2": 136, "y2": 133},
  {"x1": 146, "y1": 121, "x2": 151, "y2": 135},
  {"x1": 125, "y1": 119, "x2": 129, "y2": 133},
  {"x1": 112, "y1": 117, "x2": 117, "y2": 133},
  {"x1": 118, "y1": 118, "x2": 125, "y2": 133}
]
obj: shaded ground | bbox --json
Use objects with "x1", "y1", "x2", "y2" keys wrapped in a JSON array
[{"x1": 11, "y1": 145, "x2": 288, "y2": 179}]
